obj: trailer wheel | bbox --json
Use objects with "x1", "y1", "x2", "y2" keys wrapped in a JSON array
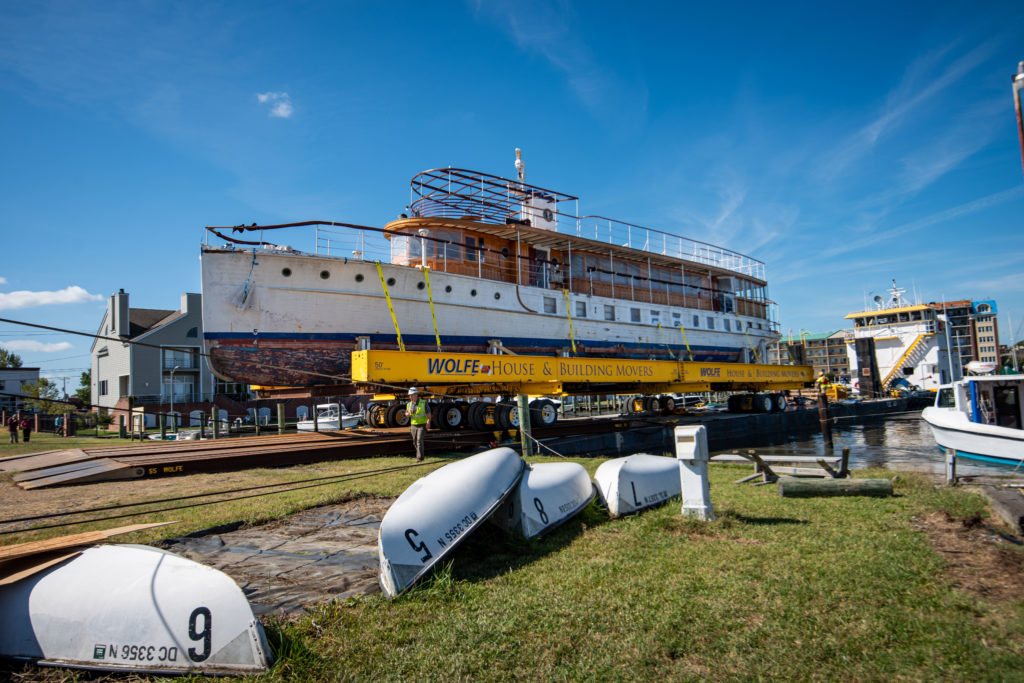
[
  {"x1": 530, "y1": 399, "x2": 559, "y2": 427},
  {"x1": 367, "y1": 403, "x2": 388, "y2": 428},
  {"x1": 629, "y1": 396, "x2": 645, "y2": 413},
  {"x1": 466, "y1": 402, "x2": 487, "y2": 431},
  {"x1": 642, "y1": 396, "x2": 659, "y2": 412},
  {"x1": 727, "y1": 395, "x2": 742, "y2": 413},
  {"x1": 772, "y1": 393, "x2": 787, "y2": 413},
  {"x1": 660, "y1": 395, "x2": 677, "y2": 412},
  {"x1": 386, "y1": 402, "x2": 410, "y2": 428},
  {"x1": 496, "y1": 403, "x2": 518, "y2": 430},
  {"x1": 754, "y1": 394, "x2": 773, "y2": 413},
  {"x1": 437, "y1": 402, "x2": 464, "y2": 430}
]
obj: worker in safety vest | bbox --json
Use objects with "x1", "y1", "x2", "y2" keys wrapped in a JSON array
[
  {"x1": 815, "y1": 371, "x2": 829, "y2": 391},
  {"x1": 407, "y1": 387, "x2": 429, "y2": 462}
]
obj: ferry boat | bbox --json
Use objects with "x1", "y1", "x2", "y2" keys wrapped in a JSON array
[
  {"x1": 922, "y1": 374, "x2": 1024, "y2": 467},
  {"x1": 200, "y1": 152, "x2": 779, "y2": 388},
  {"x1": 844, "y1": 281, "x2": 961, "y2": 393}
]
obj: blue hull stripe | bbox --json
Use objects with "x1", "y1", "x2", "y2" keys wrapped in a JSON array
[{"x1": 937, "y1": 446, "x2": 1024, "y2": 468}]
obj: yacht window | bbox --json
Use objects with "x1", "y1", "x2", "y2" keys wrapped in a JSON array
[
  {"x1": 724, "y1": 319, "x2": 731, "y2": 331},
  {"x1": 707, "y1": 317, "x2": 715, "y2": 330},
  {"x1": 575, "y1": 301, "x2": 587, "y2": 318},
  {"x1": 649, "y1": 310, "x2": 660, "y2": 325},
  {"x1": 604, "y1": 305, "x2": 616, "y2": 321},
  {"x1": 631, "y1": 308, "x2": 641, "y2": 323},
  {"x1": 911, "y1": 311, "x2": 921, "y2": 321},
  {"x1": 544, "y1": 297, "x2": 557, "y2": 314},
  {"x1": 465, "y1": 236, "x2": 478, "y2": 262},
  {"x1": 693, "y1": 315, "x2": 700, "y2": 328},
  {"x1": 672, "y1": 312, "x2": 681, "y2": 322},
  {"x1": 937, "y1": 388, "x2": 955, "y2": 408}
]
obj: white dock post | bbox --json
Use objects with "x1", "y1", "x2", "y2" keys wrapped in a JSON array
[
  {"x1": 945, "y1": 446, "x2": 957, "y2": 485},
  {"x1": 675, "y1": 424, "x2": 716, "y2": 521}
]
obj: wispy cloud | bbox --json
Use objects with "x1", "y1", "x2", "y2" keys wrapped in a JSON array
[
  {"x1": 1, "y1": 340, "x2": 74, "y2": 353},
  {"x1": 256, "y1": 92, "x2": 294, "y2": 119},
  {"x1": 0, "y1": 277, "x2": 6, "y2": 285},
  {"x1": 0, "y1": 286, "x2": 104, "y2": 311}
]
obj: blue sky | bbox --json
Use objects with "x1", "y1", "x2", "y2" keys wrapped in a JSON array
[{"x1": 2, "y1": 1, "x2": 1023, "y2": 384}]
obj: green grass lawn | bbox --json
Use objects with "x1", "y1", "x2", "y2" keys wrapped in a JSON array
[{"x1": 3, "y1": 451, "x2": 1023, "y2": 681}]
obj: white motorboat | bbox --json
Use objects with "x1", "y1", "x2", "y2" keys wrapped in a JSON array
[
  {"x1": 377, "y1": 447, "x2": 525, "y2": 597},
  {"x1": 0, "y1": 544, "x2": 270, "y2": 675},
  {"x1": 296, "y1": 402, "x2": 360, "y2": 431},
  {"x1": 490, "y1": 462, "x2": 596, "y2": 538},
  {"x1": 922, "y1": 374, "x2": 1024, "y2": 467},
  {"x1": 593, "y1": 453, "x2": 681, "y2": 517}
]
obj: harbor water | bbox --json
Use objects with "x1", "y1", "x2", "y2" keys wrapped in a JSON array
[{"x1": 710, "y1": 412, "x2": 1023, "y2": 478}]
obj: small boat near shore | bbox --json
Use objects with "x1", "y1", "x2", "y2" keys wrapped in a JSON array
[
  {"x1": 922, "y1": 374, "x2": 1024, "y2": 467},
  {"x1": 378, "y1": 447, "x2": 525, "y2": 597},
  {"x1": 593, "y1": 454, "x2": 681, "y2": 517},
  {"x1": 0, "y1": 544, "x2": 271, "y2": 675},
  {"x1": 296, "y1": 402, "x2": 360, "y2": 431},
  {"x1": 490, "y1": 462, "x2": 596, "y2": 538}
]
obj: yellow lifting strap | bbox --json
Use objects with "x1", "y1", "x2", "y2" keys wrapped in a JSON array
[
  {"x1": 677, "y1": 323, "x2": 694, "y2": 362},
  {"x1": 562, "y1": 289, "x2": 578, "y2": 355},
  {"x1": 375, "y1": 261, "x2": 405, "y2": 352},
  {"x1": 423, "y1": 266, "x2": 442, "y2": 352},
  {"x1": 737, "y1": 313, "x2": 761, "y2": 363},
  {"x1": 656, "y1": 323, "x2": 676, "y2": 360}
]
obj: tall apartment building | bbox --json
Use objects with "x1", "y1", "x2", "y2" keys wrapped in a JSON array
[
  {"x1": 768, "y1": 330, "x2": 851, "y2": 380},
  {"x1": 930, "y1": 300, "x2": 1000, "y2": 367}
]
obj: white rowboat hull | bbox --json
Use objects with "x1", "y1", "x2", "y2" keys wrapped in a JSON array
[
  {"x1": 593, "y1": 454, "x2": 681, "y2": 517},
  {"x1": 0, "y1": 544, "x2": 270, "y2": 674},
  {"x1": 377, "y1": 447, "x2": 525, "y2": 597},
  {"x1": 491, "y1": 462, "x2": 596, "y2": 538}
]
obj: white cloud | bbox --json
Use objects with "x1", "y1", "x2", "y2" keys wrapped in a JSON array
[
  {"x1": 0, "y1": 277, "x2": 6, "y2": 284},
  {"x1": 0, "y1": 285, "x2": 104, "y2": 311},
  {"x1": 256, "y1": 91, "x2": 294, "y2": 118},
  {"x1": 1, "y1": 340, "x2": 74, "y2": 353}
]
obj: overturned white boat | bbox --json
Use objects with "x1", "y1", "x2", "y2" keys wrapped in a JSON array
[
  {"x1": 594, "y1": 453, "x2": 681, "y2": 517},
  {"x1": 378, "y1": 447, "x2": 525, "y2": 597},
  {"x1": 491, "y1": 462, "x2": 596, "y2": 538},
  {"x1": 0, "y1": 544, "x2": 271, "y2": 675}
]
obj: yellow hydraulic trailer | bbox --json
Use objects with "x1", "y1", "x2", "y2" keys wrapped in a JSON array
[{"x1": 352, "y1": 349, "x2": 813, "y2": 397}]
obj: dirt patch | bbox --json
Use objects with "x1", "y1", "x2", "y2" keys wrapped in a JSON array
[{"x1": 914, "y1": 511, "x2": 1024, "y2": 603}]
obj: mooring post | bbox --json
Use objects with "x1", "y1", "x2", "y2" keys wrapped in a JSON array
[
  {"x1": 313, "y1": 404, "x2": 319, "y2": 432},
  {"x1": 118, "y1": 414, "x2": 126, "y2": 439},
  {"x1": 675, "y1": 424, "x2": 716, "y2": 521},
  {"x1": 212, "y1": 406, "x2": 220, "y2": 440},
  {"x1": 840, "y1": 446, "x2": 851, "y2": 478},
  {"x1": 159, "y1": 412, "x2": 166, "y2": 440},
  {"x1": 200, "y1": 412, "x2": 207, "y2": 439},
  {"x1": 945, "y1": 447, "x2": 957, "y2": 485},
  {"x1": 254, "y1": 397, "x2": 260, "y2": 436},
  {"x1": 277, "y1": 403, "x2": 285, "y2": 435},
  {"x1": 817, "y1": 390, "x2": 833, "y2": 448},
  {"x1": 517, "y1": 394, "x2": 533, "y2": 458}
]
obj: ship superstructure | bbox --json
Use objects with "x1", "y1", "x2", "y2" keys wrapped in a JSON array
[{"x1": 201, "y1": 153, "x2": 780, "y2": 388}]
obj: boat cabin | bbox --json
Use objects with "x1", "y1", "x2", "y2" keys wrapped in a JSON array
[{"x1": 936, "y1": 376, "x2": 1023, "y2": 430}]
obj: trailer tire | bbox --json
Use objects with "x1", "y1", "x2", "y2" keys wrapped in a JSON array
[
  {"x1": 466, "y1": 402, "x2": 487, "y2": 431},
  {"x1": 386, "y1": 403, "x2": 410, "y2": 428},
  {"x1": 772, "y1": 393, "x2": 787, "y2": 413},
  {"x1": 530, "y1": 399, "x2": 559, "y2": 427},
  {"x1": 642, "y1": 396, "x2": 659, "y2": 412},
  {"x1": 367, "y1": 403, "x2": 388, "y2": 428},
  {"x1": 496, "y1": 403, "x2": 518, "y2": 430},
  {"x1": 437, "y1": 402, "x2": 464, "y2": 430},
  {"x1": 727, "y1": 395, "x2": 742, "y2": 413},
  {"x1": 754, "y1": 394, "x2": 773, "y2": 413},
  {"x1": 660, "y1": 395, "x2": 677, "y2": 413}
]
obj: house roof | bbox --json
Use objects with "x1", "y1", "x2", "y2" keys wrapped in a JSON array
[{"x1": 126, "y1": 308, "x2": 176, "y2": 338}]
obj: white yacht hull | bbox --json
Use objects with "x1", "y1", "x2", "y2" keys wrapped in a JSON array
[
  {"x1": 922, "y1": 407, "x2": 1024, "y2": 466},
  {"x1": 0, "y1": 544, "x2": 270, "y2": 674},
  {"x1": 593, "y1": 454, "x2": 682, "y2": 517},
  {"x1": 490, "y1": 462, "x2": 596, "y2": 538},
  {"x1": 377, "y1": 447, "x2": 525, "y2": 597}
]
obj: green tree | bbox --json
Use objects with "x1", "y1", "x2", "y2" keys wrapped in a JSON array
[
  {"x1": 75, "y1": 370, "x2": 91, "y2": 403},
  {"x1": 22, "y1": 377, "x2": 63, "y2": 415},
  {"x1": 0, "y1": 348, "x2": 23, "y2": 368}
]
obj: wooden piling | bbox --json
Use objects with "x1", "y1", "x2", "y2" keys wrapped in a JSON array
[{"x1": 817, "y1": 390, "x2": 833, "y2": 447}]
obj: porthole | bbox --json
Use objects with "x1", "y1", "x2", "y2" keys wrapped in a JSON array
[
  {"x1": 445, "y1": 285, "x2": 452, "y2": 293},
  {"x1": 355, "y1": 273, "x2": 364, "y2": 282},
  {"x1": 494, "y1": 292, "x2": 501, "y2": 300},
  {"x1": 320, "y1": 270, "x2": 330, "y2": 280},
  {"x1": 387, "y1": 277, "x2": 396, "y2": 286},
  {"x1": 470, "y1": 289, "x2": 477, "y2": 297},
  {"x1": 501, "y1": 247, "x2": 510, "y2": 258},
  {"x1": 417, "y1": 282, "x2": 425, "y2": 290},
  {"x1": 282, "y1": 268, "x2": 292, "y2": 277}
]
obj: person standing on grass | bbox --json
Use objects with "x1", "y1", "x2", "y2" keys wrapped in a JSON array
[
  {"x1": 20, "y1": 416, "x2": 31, "y2": 443},
  {"x1": 55, "y1": 415, "x2": 63, "y2": 436},
  {"x1": 6, "y1": 413, "x2": 18, "y2": 443},
  {"x1": 407, "y1": 387, "x2": 428, "y2": 462}
]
